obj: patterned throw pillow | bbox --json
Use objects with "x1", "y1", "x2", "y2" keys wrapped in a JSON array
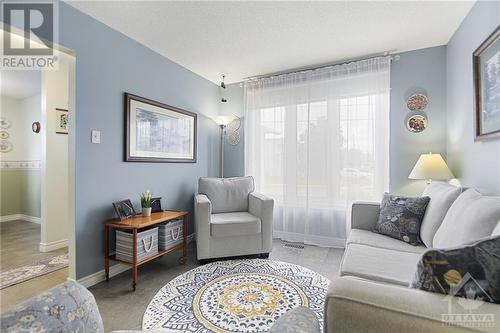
[
  {"x1": 373, "y1": 193, "x2": 430, "y2": 245},
  {"x1": 410, "y1": 236, "x2": 500, "y2": 304}
]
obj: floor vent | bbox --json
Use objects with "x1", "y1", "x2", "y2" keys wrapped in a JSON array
[{"x1": 282, "y1": 242, "x2": 305, "y2": 250}]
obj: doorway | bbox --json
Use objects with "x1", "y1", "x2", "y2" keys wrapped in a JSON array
[{"x1": 0, "y1": 32, "x2": 76, "y2": 310}]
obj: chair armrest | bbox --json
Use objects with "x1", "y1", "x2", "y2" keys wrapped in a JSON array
[
  {"x1": 270, "y1": 306, "x2": 320, "y2": 333},
  {"x1": 350, "y1": 201, "x2": 380, "y2": 231},
  {"x1": 249, "y1": 192, "x2": 274, "y2": 220},
  {"x1": 1, "y1": 281, "x2": 104, "y2": 333},
  {"x1": 325, "y1": 276, "x2": 499, "y2": 333},
  {"x1": 249, "y1": 192, "x2": 274, "y2": 252},
  {"x1": 195, "y1": 194, "x2": 212, "y2": 259}
]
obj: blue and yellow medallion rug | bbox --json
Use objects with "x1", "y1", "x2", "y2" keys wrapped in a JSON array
[{"x1": 143, "y1": 259, "x2": 329, "y2": 332}]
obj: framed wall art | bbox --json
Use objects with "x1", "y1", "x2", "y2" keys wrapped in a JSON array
[
  {"x1": 124, "y1": 93, "x2": 197, "y2": 163},
  {"x1": 55, "y1": 108, "x2": 69, "y2": 134},
  {"x1": 473, "y1": 26, "x2": 500, "y2": 140}
]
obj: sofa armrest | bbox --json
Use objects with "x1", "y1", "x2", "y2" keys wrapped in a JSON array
[
  {"x1": 325, "y1": 276, "x2": 499, "y2": 333},
  {"x1": 1, "y1": 281, "x2": 104, "y2": 333},
  {"x1": 195, "y1": 194, "x2": 212, "y2": 259},
  {"x1": 350, "y1": 201, "x2": 380, "y2": 231},
  {"x1": 249, "y1": 192, "x2": 274, "y2": 251}
]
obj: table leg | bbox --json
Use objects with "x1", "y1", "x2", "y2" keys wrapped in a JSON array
[
  {"x1": 180, "y1": 214, "x2": 188, "y2": 264},
  {"x1": 104, "y1": 225, "x2": 110, "y2": 282},
  {"x1": 132, "y1": 228, "x2": 138, "y2": 291}
]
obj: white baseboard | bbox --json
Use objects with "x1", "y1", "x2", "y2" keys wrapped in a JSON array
[
  {"x1": 76, "y1": 233, "x2": 195, "y2": 288},
  {"x1": 274, "y1": 231, "x2": 346, "y2": 248},
  {"x1": 77, "y1": 263, "x2": 130, "y2": 288},
  {"x1": 0, "y1": 214, "x2": 41, "y2": 224},
  {"x1": 39, "y1": 239, "x2": 68, "y2": 252}
]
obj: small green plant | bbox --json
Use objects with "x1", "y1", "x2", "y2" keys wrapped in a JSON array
[{"x1": 140, "y1": 190, "x2": 153, "y2": 208}]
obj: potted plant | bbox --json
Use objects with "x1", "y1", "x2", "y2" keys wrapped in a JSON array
[{"x1": 140, "y1": 190, "x2": 153, "y2": 217}]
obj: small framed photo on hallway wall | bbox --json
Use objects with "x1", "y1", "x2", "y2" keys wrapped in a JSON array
[
  {"x1": 55, "y1": 108, "x2": 69, "y2": 134},
  {"x1": 473, "y1": 26, "x2": 500, "y2": 141}
]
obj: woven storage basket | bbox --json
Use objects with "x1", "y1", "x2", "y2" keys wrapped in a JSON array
[
  {"x1": 116, "y1": 227, "x2": 158, "y2": 263},
  {"x1": 158, "y1": 219, "x2": 183, "y2": 251}
]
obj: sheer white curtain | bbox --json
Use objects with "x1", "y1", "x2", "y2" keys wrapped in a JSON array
[{"x1": 244, "y1": 57, "x2": 391, "y2": 247}]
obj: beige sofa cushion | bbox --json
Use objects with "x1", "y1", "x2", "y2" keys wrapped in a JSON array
[
  {"x1": 211, "y1": 212, "x2": 261, "y2": 237},
  {"x1": 433, "y1": 189, "x2": 500, "y2": 248},
  {"x1": 199, "y1": 177, "x2": 254, "y2": 213},
  {"x1": 340, "y1": 244, "x2": 421, "y2": 286},
  {"x1": 347, "y1": 229, "x2": 427, "y2": 254},
  {"x1": 420, "y1": 182, "x2": 462, "y2": 247}
]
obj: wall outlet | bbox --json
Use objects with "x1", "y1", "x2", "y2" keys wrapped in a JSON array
[{"x1": 91, "y1": 130, "x2": 101, "y2": 144}]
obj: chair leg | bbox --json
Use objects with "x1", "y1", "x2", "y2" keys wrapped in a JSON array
[
  {"x1": 198, "y1": 259, "x2": 209, "y2": 265},
  {"x1": 260, "y1": 253, "x2": 270, "y2": 259}
]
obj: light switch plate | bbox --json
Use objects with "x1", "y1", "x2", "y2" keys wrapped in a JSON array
[{"x1": 91, "y1": 130, "x2": 100, "y2": 144}]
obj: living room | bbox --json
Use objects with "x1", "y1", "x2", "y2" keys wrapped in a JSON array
[{"x1": 0, "y1": 1, "x2": 499, "y2": 332}]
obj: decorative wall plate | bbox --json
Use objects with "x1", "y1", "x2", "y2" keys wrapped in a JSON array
[
  {"x1": 0, "y1": 131, "x2": 9, "y2": 139},
  {"x1": 0, "y1": 140, "x2": 13, "y2": 153},
  {"x1": 227, "y1": 130, "x2": 240, "y2": 145},
  {"x1": 227, "y1": 117, "x2": 241, "y2": 132},
  {"x1": 0, "y1": 118, "x2": 11, "y2": 129},
  {"x1": 406, "y1": 113, "x2": 428, "y2": 133},
  {"x1": 406, "y1": 93, "x2": 428, "y2": 111},
  {"x1": 32, "y1": 122, "x2": 41, "y2": 133}
]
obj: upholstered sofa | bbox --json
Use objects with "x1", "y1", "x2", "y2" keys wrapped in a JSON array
[
  {"x1": 325, "y1": 182, "x2": 500, "y2": 333},
  {"x1": 195, "y1": 176, "x2": 274, "y2": 262},
  {"x1": 0, "y1": 281, "x2": 319, "y2": 333}
]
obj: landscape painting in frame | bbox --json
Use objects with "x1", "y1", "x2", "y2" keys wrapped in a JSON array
[
  {"x1": 474, "y1": 26, "x2": 500, "y2": 140},
  {"x1": 125, "y1": 93, "x2": 197, "y2": 162}
]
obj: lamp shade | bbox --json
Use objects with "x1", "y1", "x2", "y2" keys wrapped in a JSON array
[
  {"x1": 408, "y1": 153, "x2": 454, "y2": 180},
  {"x1": 213, "y1": 116, "x2": 232, "y2": 126}
]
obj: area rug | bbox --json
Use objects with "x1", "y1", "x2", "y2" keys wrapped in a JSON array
[
  {"x1": 0, "y1": 253, "x2": 68, "y2": 289},
  {"x1": 143, "y1": 259, "x2": 330, "y2": 332}
]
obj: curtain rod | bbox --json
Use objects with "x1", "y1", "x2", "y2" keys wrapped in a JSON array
[{"x1": 243, "y1": 50, "x2": 399, "y2": 81}]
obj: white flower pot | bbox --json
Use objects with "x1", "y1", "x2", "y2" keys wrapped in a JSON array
[{"x1": 142, "y1": 207, "x2": 152, "y2": 217}]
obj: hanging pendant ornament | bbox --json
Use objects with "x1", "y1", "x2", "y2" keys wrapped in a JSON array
[{"x1": 220, "y1": 74, "x2": 227, "y2": 103}]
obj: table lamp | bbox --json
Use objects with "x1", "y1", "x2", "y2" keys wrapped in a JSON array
[{"x1": 408, "y1": 152, "x2": 454, "y2": 184}]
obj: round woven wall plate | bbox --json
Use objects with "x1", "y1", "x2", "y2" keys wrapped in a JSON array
[
  {"x1": 406, "y1": 93, "x2": 428, "y2": 111},
  {"x1": 405, "y1": 113, "x2": 428, "y2": 133}
]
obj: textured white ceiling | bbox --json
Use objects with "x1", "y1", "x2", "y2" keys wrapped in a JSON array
[{"x1": 67, "y1": 1, "x2": 475, "y2": 84}]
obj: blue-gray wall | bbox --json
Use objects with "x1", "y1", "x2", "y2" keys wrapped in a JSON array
[
  {"x1": 390, "y1": 46, "x2": 447, "y2": 195},
  {"x1": 59, "y1": 3, "x2": 220, "y2": 279},
  {"x1": 446, "y1": 0, "x2": 500, "y2": 195},
  {"x1": 223, "y1": 46, "x2": 448, "y2": 195}
]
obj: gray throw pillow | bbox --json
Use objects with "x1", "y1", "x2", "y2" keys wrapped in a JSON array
[
  {"x1": 420, "y1": 182, "x2": 462, "y2": 247},
  {"x1": 373, "y1": 193, "x2": 430, "y2": 245},
  {"x1": 410, "y1": 236, "x2": 500, "y2": 304}
]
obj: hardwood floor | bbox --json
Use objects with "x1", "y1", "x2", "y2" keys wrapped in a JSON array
[{"x1": 0, "y1": 220, "x2": 67, "y2": 312}]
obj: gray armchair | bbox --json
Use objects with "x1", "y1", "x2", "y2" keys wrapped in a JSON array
[{"x1": 195, "y1": 176, "x2": 274, "y2": 261}]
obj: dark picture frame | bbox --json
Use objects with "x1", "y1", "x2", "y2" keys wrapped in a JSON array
[
  {"x1": 151, "y1": 197, "x2": 162, "y2": 213},
  {"x1": 55, "y1": 108, "x2": 68, "y2": 135},
  {"x1": 473, "y1": 26, "x2": 500, "y2": 141},
  {"x1": 124, "y1": 93, "x2": 197, "y2": 162},
  {"x1": 112, "y1": 199, "x2": 137, "y2": 220}
]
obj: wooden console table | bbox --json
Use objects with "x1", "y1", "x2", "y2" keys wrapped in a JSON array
[{"x1": 104, "y1": 210, "x2": 188, "y2": 290}]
